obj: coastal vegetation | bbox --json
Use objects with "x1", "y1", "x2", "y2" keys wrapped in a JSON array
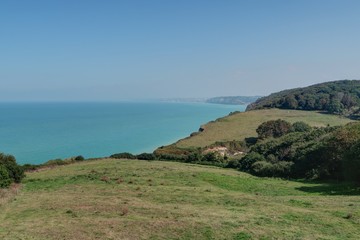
[
  {"x1": 0, "y1": 153, "x2": 24, "y2": 188},
  {"x1": 1, "y1": 159, "x2": 359, "y2": 239},
  {"x1": 154, "y1": 109, "x2": 353, "y2": 164},
  {"x1": 236, "y1": 120, "x2": 360, "y2": 182},
  {"x1": 246, "y1": 80, "x2": 360, "y2": 116},
  {"x1": 155, "y1": 80, "x2": 360, "y2": 183},
  {"x1": 169, "y1": 109, "x2": 353, "y2": 149},
  {"x1": 0, "y1": 80, "x2": 359, "y2": 239}
]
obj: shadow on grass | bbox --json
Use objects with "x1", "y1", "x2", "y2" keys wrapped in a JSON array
[{"x1": 295, "y1": 181, "x2": 360, "y2": 196}]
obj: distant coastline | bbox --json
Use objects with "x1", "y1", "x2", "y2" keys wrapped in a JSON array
[{"x1": 157, "y1": 96, "x2": 261, "y2": 105}]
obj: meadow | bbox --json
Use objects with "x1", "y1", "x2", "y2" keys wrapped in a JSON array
[
  {"x1": 174, "y1": 109, "x2": 353, "y2": 148},
  {"x1": 1, "y1": 159, "x2": 359, "y2": 239}
]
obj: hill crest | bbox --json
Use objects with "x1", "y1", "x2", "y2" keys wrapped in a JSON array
[{"x1": 246, "y1": 80, "x2": 360, "y2": 116}]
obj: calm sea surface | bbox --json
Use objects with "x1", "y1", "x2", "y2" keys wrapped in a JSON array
[{"x1": 0, "y1": 102, "x2": 245, "y2": 164}]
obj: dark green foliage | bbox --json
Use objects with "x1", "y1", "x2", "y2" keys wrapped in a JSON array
[
  {"x1": 326, "y1": 123, "x2": 360, "y2": 182},
  {"x1": 186, "y1": 152, "x2": 202, "y2": 162},
  {"x1": 110, "y1": 152, "x2": 136, "y2": 159},
  {"x1": 136, "y1": 153, "x2": 156, "y2": 160},
  {"x1": 239, "y1": 152, "x2": 265, "y2": 172},
  {"x1": 0, "y1": 153, "x2": 24, "y2": 184},
  {"x1": 74, "y1": 155, "x2": 85, "y2": 161},
  {"x1": 241, "y1": 121, "x2": 360, "y2": 182},
  {"x1": 225, "y1": 158, "x2": 241, "y2": 168},
  {"x1": 0, "y1": 165, "x2": 11, "y2": 188},
  {"x1": 252, "y1": 161, "x2": 293, "y2": 177},
  {"x1": 343, "y1": 140, "x2": 360, "y2": 183},
  {"x1": 156, "y1": 153, "x2": 188, "y2": 162},
  {"x1": 22, "y1": 164, "x2": 39, "y2": 172},
  {"x1": 0, "y1": 153, "x2": 24, "y2": 188},
  {"x1": 246, "y1": 80, "x2": 360, "y2": 115},
  {"x1": 256, "y1": 119, "x2": 292, "y2": 139},
  {"x1": 155, "y1": 147, "x2": 200, "y2": 163},
  {"x1": 292, "y1": 121, "x2": 312, "y2": 132},
  {"x1": 201, "y1": 152, "x2": 219, "y2": 162}
]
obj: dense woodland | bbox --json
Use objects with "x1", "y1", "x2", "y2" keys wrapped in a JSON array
[
  {"x1": 234, "y1": 120, "x2": 360, "y2": 183},
  {"x1": 246, "y1": 80, "x2": 360, "y2": 116}
]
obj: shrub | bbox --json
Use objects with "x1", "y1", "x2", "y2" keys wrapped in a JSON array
[
  {"x1": 0, "y1": 165, "x2": 11, "y2": 188},
  {"x1": 22, "y1": 164, "x2": 39, "y2": 171},
  {"x1": 110, "y1": 152, "x2": 136, "y2": 159},
  {"x1": 0, "y1": 153, "x2": 24, "y2": 184},
  {"x1": 226, "y1": 159, "x2": 241, "y2": 169},
  {"x1": 74, "y1": 155, "x2": 85, "y2": 161},
  {"x1": 343, "y1": 140, "x2": 360, "y2": 183},
  {"x1": 156, "y1": 153, "x2": 187, "y2": 162},
  {"x1": 292, "y1": 121, "x2": 312, "y2": 132},
  {"x1": 186, "y1": 152, "x2": 202, "y2": 162},
  {"x1": 42, "y1": 159, "x2": 67, "y2": 166},
  {"x1": 136, "y1": 153, "x2": 156, "y2": 160},
  {"x1": 252, "y1": 161, "x2": 293, "y2": 177},
  {"x1": 239, "y1": 152, "x2": 265, "y2": 172},
  {"x1": 256, "y1": 119, "x2": 292, "y2": 139},
  {"x1": 201, "y1": 152, "x2": 221, "y2": 163}
]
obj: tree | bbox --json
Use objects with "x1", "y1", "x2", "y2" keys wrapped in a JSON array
[
  {"x1": 341, "y1": 93, "x2": 357, "y2": 109},
  {"x1": 343, "y1": 141, "x2": 360, "y2": 183},
  {"x1": 256, "y1": 119, "x2": 292, "y2": 139},
  {"x1": 0, "y1": 153, "x2": 24, "y2": 183},
  {"x1": 283, "y1": 95, "x2": 298, "y2": 109},
  {"x1": 292, "y1": 121, "x2": 312, "y2": 132},
  {"x1": 0, "y1": 165, "x2": 11, "y2": 188},
  {"x1": 327, "y1": 97, "x2": 343, "y2": 114}
]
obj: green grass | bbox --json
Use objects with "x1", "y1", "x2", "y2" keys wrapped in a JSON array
[
  {"x1": 1, "y1": 159, "x2": 359, "y2": 239},
  {"x1": 174, "y1": 109, "x2": 353, "y2": 148}
]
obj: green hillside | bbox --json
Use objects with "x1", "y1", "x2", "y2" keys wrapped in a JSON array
[
  {"x1": 1, "y1": 159, "x2": 359, "y2": 239},
  {"x1": 246, "y1": 80, "x2": 360, "y2": 115},
  {"x1": 167, "y1": 109, "x2": 353, "y2": 149}
]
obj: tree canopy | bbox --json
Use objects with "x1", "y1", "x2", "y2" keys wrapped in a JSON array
[{"x1": 246, "y1": 80, "x2": 360, "y2": 116}]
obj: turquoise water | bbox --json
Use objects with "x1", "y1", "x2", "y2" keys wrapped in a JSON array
[{"x1": 0, "y1": 102, "x2": 245, "y2": 164}]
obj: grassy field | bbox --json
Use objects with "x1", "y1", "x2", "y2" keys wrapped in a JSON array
[
  {"x1": 0, "y1": 159, "x2": 359, "y2": 239},
  {"x1": 175, "y1": 109, "x2": 354, "y2": 148}
]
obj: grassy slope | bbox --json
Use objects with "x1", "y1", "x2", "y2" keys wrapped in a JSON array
[
  {"x1": 0, "y1": 159, "x2": 359, "y2": 240},
  {"x1": 175, "y1": 109, "x2": 353, "y2": 148}
]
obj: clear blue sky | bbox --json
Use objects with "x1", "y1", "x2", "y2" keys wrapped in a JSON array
[{"x1": 1, "y1": 0, "x2": 360, "y2": 101}]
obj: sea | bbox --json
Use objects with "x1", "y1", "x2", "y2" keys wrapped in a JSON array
[{"x1": 0, "y1": 102, "x2": 246, "y2": 165}]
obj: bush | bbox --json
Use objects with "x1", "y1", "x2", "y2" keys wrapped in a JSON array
[
  {"x1": 42, "y1": 159, "x2": 67, "y2": 166},
  {"x1": 239, "y1": 152, "x2": 265, "y2": 172},
  {"x1": 343, "y1": 140, "x2": 360, "y2": 183},
  {"x1": 74, "y1": 155, "x2": 85, "y2": 161},
  {"x1": 110, "y1": 152, "x2": 136, "y2": 159},
  {"x1": 0, "y1": 165, "x2": 11, "y2": 188},
  {"x1": 201, "y1": 152, "x2": 222, "y2": 163},
  {"x1": 0, "y1": 153, "x2": 24, "y2": 184},
  {"x1": 156, "y1": 153, "x2": 187, "y2": 162},
  {"x1": 22, "y1": 164, "x2": 39, "y2": 171},
  {"x1": 252, "y1": 161, "x2": 293, "y2": 178},
  {"x1": 186, "y1": 152, "x2": 202, "y2": 163},
  {"x1": 226, "y1": 159, "x2": 241, "y2": 169},
  {"x1": 136, "y1": 153, "x2": 156, "y2": 160},
  {"x1": 292, "y1": 121, "x2": 312, "y2": 132},
  {"x1": 256, "y1": 119, "x2": 292, "y2": 139}
]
